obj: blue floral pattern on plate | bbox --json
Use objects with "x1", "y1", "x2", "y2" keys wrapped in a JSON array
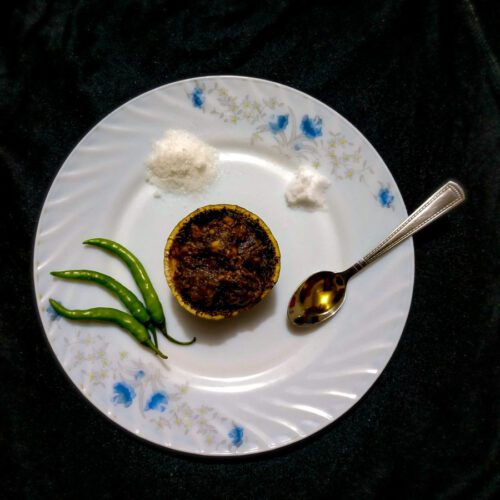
[
  {"x1": 300, "y1": 115, "x2": 323, "y2": 139},
  {"x1": 378, "y1": 186, "x2": 394, "y2": 208},
  {"x1": 145, "y1": 391, "x2": 169, "y2": 412},
  {"x1": 56, "y1": 345, "x2": 234, "y2": 451},
  {"x1": 269, "y1": 114, "x2": 289, "y2": 134},
  {"x1": 228, "y1": 425, "x2": 244, "y2": 447},
  {"x1": 112, "y1": 382, "x2": 136, "y2": 408},
  {"x1": 187, "y1": 81, "x2": 394, "y2": 206},
  {"x1": 191, "y1": 87, "x2": 204, "y2": 108}
]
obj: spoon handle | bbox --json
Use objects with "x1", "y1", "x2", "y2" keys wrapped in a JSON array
[{"x1": 351, "y1": 180, "x2": 466, "y2": 272}]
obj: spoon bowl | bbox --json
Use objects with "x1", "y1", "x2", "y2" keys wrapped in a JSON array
[
  {"x1": 287, "y1": 181, "x2": 466, "y2": 327},
  {"x1": 288, "y1": 271, "x2": 348, "y2": 325}
]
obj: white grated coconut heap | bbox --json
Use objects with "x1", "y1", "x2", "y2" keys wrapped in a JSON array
[
  {"x1": 146, "y1": 129, "x2": 218, "y2": 193},
  {"x1": 285, "y1": 166, "x2": 331, "y2": 209}
]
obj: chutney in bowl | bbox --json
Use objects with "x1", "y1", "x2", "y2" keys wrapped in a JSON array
[{"x1": 164, "y1": 204, "x2": 281, "y2": 320}]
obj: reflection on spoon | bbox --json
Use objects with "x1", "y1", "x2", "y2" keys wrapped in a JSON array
[{"x1": 288, "y1": 180, "x2": 466, "y2": 326}]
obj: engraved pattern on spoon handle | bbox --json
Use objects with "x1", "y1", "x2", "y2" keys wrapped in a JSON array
[{"x1": 360, "y1": 180, "x2": 466, "y2": 267}]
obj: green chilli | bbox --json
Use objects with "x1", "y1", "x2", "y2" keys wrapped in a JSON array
[
  {"x1": 83, "y1": 238, "x2": 165, "y2": 325},
  {"x1": 51, "y1": 270, "x2": 151, "y2": 324},
  {"x1": 83, "y1": 238, "x2": 196, "y2": 346},
  {"x1": 49, "y1": 299, "x2": 167, "y2": 359}
]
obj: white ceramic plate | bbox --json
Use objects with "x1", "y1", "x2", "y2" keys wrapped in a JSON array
[{"x1": 33, "y1": 76, "x2": 414, "y2": 456}]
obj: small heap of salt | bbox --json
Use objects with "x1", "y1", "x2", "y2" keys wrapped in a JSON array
[
  {"x1": 285, "y1": 166, "x2": 331, "y2": 209},
  {"x1": 146, "y1": 129, "x2": 218, "y2": 193}
]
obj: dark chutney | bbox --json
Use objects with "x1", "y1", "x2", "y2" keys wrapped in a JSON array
[{"x1": 168, "y1": 207, "x2": 280, "y2": 317}]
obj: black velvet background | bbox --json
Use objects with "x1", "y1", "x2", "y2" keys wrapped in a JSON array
[{"x1": 1, "y1": 1, "x2": 499, "y2": 498}]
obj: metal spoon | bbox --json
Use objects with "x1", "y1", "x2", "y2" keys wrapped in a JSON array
[{"x1": 287, "y1": 180, "x2": 466, "y2": 326}]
